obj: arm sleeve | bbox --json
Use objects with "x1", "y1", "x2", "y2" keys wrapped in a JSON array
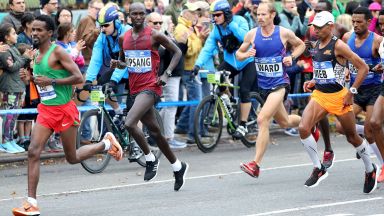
[
  {"x1": 110, "y1": 67, "x2": 128, "y2": 83},
  {"x1": 85, "y1": 35, "x2": 103, "y2": 81}
]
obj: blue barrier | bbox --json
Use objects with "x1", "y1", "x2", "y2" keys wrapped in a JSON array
[{"x1": 0, "y1": 93, "x2": 311, "y2": 115}]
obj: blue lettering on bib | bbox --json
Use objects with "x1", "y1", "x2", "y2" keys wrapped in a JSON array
[
  {"x1": 313, "y1": 61, "x2": 336, "y2": 84},
  {"x1": 254, "y1": 56, "x2": 283, "y2": 78},
  {"x1": 125, "y1": 50, "x2": 152, "y2": 73}
]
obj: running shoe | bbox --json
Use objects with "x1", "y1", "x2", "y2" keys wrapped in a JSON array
[
  {"x1": 104, "y1": 132, "x2": 123, "y2": 161},
  {"x1": 1, "y1": 142, "x2": 21, "y2": 153},
  {"x1": 144, "y1": 158, "x2": 159, "y2": 181},
  {"x1": 12, "y1": 200, "x2": 40, "y2": 216},
  {"x1": 378, "y1": 164, "x2": 384, "y2": 183},
  {"x1": 311, "y1": 126, "x2": 320, "y2": 142},
  {"x1": 240, "y1": 161, "x2": 260, "y2": 178},
  {"x1": 168, "y1": 139, "x2": 187, "y2": 149},
  {"x1": 284, "y1": 128, "x2": 299, "y2": 137},
  {"x1": 364, "y1": 163, "x2": 378, "y2": 194},
  {"x1": 304, "y1": 164, "x2": 328, "y2": 188},
  {"x1": 10, "y1": 141, "x2": 25, "y2": 153},
  {"x1": 233, "y1": 125, "x2": 248, "y2": 139},
  {"x1": 0, "y1": 144, "x2": 6, "y2": 152},
  {"x1": 322, "y1": 151, "x2": 335, "y2": 169},
  {"x1": 174, "y1": 161, "x2": 189, "y2": 191}
]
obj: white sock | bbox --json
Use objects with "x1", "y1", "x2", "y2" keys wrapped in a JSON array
[
  {"x1": 356, "y1": 140, "x2": 374, "y2": 173},
  {"x1": 114, "y1": 108, "x2": 123, "y2": 115},
  {"x1": 27, "y1": 197, "x2": 37, "y2": 206},
  {"x1": 144, "y1": 152, "x2": 155, "y2": 162},
  {"x1": 103, "y1": 139, "x2": 111, "y2": 151},
  {"x1": 301, "y1": 135, "x2": 321, "y2": 169},
  {"x1": 355, "y1": 124, "x2": 364, "y2": 135},
  {"x1": 171, "y1": 159, "x2": 182, "y2": 172},
  {"x1": 370, "y1": 142, "x2": 383, "y2": 166}
]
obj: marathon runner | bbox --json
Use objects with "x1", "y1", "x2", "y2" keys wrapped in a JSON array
[
  {"x1": 339, "y1": 7, "x2": 384, "y2": 179},
  {"x1": 236, "y1": 2, "x2": 305, "y2": 178},
  {"x1": 299, "y1": 11, "x2": 378, "y2": 194},
  {"x1": 110, "y1": 2, "x2": 189, "y2": 191},
  {"x1": 12, "y1": 15, "x2": 123, "y2": 216}
]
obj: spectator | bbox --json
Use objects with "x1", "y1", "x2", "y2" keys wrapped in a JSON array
[
  {"x1": 369, "y1": 2, "x2": 382, "y2": 34},
  {"x1": 56, "y1": 23, "x2": 85, "y2": 68},
  {"x1": 55, "y1": 7, "x2": 73, "y2": 26},
  {"x1": 17, "y1": 13, "x2": 35, "y2": 46},
  {"x1": 345, "y1": 1, "x2": 360, "y2": 15},
  {"x1": 1, "y1": 0, "x2": 26, "y2": 34},
  {"x1": 144, "y1": 0, "x2": 156, "y2": 14},
  {"x1": 165, "y1": 0, "x2": 184, "y2": 25},
  {"x1": 34, "y1": 0, "x2": 59, "y2": 19},
  {"x1": 147, "y1": 12, "x2": 187, "y2": 148},
  {"x1": 336, "y1": 14, "x2": 353, "y2": 32},
  {"x1": 279, "y1": 0, "x2": 309, "y2": 37},
  {"x1": 0, "y1": 23, "x2": 33, "y2": 153}
]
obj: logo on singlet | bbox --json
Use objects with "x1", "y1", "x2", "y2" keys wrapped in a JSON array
[{"x1": 125, "y1": 50, "x2": 152, "y2": 73}]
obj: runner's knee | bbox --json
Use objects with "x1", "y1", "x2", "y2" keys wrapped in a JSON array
[
  {"x1": 370, "y1": 118, "x2": 382, "y2": 130},
  {"x1": 298, "y1": 122, "x2": 311, "y2": 138}
]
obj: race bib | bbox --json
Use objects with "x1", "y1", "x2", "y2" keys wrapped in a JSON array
[
  {"x1": 349, "y1": 58, "x2": 374, "y2": 79},
  {"x1": 36, "y1": 85, "x2": 57, "y2": 101},
  {"x1": 313, "y1": 61, "x2": 336, "y2": 84},
  {"x1": 125, "y1": 50, "x2": 152, "y2": 73},
  {"x1": 254, "y1": 56, "x2": 283, "y2": 78}
]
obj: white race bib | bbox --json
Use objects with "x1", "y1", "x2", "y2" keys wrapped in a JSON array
[
  {"x1": 255, "y1": 56, "x2": 283, "y2": 78},
  {"x1": 37, "y1": 85, "x2": 57, "y2": 101},
  {"x1": 349, "y1": 58, "x2": 374, "y2": 79},
  {"x1": 125, "y1": 50, "x2": 152, "y2": 73},
  {"x1": 313, "y1": 61, "x2": 336, "y2": 84}
]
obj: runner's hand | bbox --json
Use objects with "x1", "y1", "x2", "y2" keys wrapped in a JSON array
[
  {"x1": 110, "y1": 59, "x2": 126, "y2": 69},
  {"x1": 246, "y1": 48, "x2": 256, "y2": 58},
  {"x1": 303, "y1": 80, "x2": 315, "y2": 92},
  {"x1": 34, "y1": 75, "x2": 52, "y2": 87},
  {"x1": 83, "y1": 80, "x2": 92, "y2": 91},
  {"x1": 343, "y1": 91, "x2": 353, "y2": 107},
  {"x1": 157, "y1": 74, "x2": 168, "y2": 86},
  {"x1": 372, "y1": 64, "x2": 384, "y2": 73},
  {"x1": 283, "y1": 56, "x2": 293, "y2": 67}
]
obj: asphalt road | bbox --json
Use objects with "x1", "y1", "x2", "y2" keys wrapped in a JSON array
[{"x1": 1, "y1": 132, "x2": 384, "y2": 216}]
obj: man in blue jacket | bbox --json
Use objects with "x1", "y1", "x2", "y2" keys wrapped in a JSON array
[{"x1": 193, "y1": 0, "x2": 257, "y2": 138}]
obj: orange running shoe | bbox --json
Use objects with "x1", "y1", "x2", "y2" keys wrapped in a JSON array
[
  {"x1": 104, "y1": 132, "x2": 123, "y2": 161},
  {"x1": 12, "y1": 201, "x2": 40, "y2": 216},
  {"x1": 378, "y1": 164, "x2": 384, "y2": 183}
]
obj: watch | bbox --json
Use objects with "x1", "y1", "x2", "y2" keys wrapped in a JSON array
[
  {"x1": 51, "y1": 79, "x2": 56, "y2": 86},
  {"x1": 165, "y1": 69, "x2": 172, "y2": 76},
  {"x1": 349, "y1": 87, "x2": 358, "y2": 94}
]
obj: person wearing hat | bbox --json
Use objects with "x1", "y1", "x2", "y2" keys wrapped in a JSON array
[
  {"x1": 299, "y1": 11, "x2": 379, "y2": 193},
  {"x1": 368, "y1": 2, "x2": 382, "y2": 34},
  {"x1": 340, "y1": 6, "x2": 384, "y2": 184},
  {"x1": 33, "y1": 0, "x2": 58, "y2": 18},
  {"x1": 236, "y1": 2, "x2": 305, "y2": 179}
]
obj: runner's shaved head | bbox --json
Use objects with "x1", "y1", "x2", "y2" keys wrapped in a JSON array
[{"x1": 129, "y1": 2, "x2": 145, "y2": 13}]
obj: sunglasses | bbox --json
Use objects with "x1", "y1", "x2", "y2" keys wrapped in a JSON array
[
  {"x1": 100, "y1": 23, "x2": 111, "y2": 28},
  {"x1": 151, "y1": 21, "x2": 163, "y2": 25},
  {"x1": 212, "y1": 13, "x2": 223, "y2": 17}
]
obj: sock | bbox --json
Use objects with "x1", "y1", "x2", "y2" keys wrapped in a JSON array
[
  {"x1": 171, "y1": 159, "x2": 182, "y2": 172},
  {"x1": 356, "y1": 140, "x2": 374, "y2": 173},
  {"x1": 103, "y1": 139, "x2": 111, "y2": 151},
  {"x1": 144, "y1": 152, "x2": 155, "y2": 162},
  {"x1": 27, "y1": 197, "x2": 37, "y2": 207},
  {"x1": 355, "y1": 124, "x2": 364, "y2": 135},
  {"x1": 240, "y1": 121, "x2": 246, "y2": 127},
  {"x1": 301, "y1": 135, "x2": 321, "y2": 169},
  {"x1": 114, "y1": 108, "x2": 123, "y2": 115},
  {"x1": 370, "y1": 142, "x2": 383, "y2": 166}
]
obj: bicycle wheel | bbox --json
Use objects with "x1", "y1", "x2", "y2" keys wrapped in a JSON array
[
  {"x1": 194, "y1": 95, "x2": 223, "y2": 153},
  {"x1": 135, "y1": 108, "x2": 163, "y2": 167},
  {"x1": 240, "y1": 92, "x2": 264, "y2": 147},
  {"x1": 76, "y1": 109, "x2": 112, "y2": 174}
]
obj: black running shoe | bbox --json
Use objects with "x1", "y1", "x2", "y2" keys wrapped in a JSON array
[
  {"x1": 304, "y1": 164, "x2": 328, "y2": 188},
  {"x1": 174, "y1": 162, "x2": 189, "y2": 191},
  {"x1": 233, "y1": 125, "x2": 248, "y2": 139},
  {"x1": 364, "y1": 163, "x2": 378, "y2": 194},
  {"x1": 144, "y1": 158, "x2": 159, "y2": 181}
]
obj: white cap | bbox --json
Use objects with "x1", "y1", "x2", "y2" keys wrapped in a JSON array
[{"x1": 309, "y1": 11, "x2": 334, "y2": 27}]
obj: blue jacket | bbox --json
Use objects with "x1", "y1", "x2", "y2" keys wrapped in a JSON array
[
  {"x1": 85, "y1": 22, "x2": 130, "y2": 82},
  {"x1": 195, "y1": 15, "x2": 253, "y2": 71}
]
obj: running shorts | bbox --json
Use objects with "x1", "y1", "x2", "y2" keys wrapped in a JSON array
[
  {"x1": 354, "y1": 84, "x2": 381, "y2": 110},
  {"x1": 36, "y1": 100, "x2": 80, "y2": 132},
  {"x1": 311, "y1": 88, "x2": 353, "y2": 116}
]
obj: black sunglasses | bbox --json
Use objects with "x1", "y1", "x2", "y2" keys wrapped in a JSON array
[
  {"x1": 212, "y1": 13, "x2": 223, "y2": 17},
  {"x1": 151, "y1": 21, "x2": 163, "y2": 25},
  {"x1": 100, "y1": 23, "x2": 111, "y2": 28}
]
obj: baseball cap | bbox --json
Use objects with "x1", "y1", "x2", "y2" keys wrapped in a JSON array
[
  {"x1": 194, "y1": 1, "x2": 210, "y2": 10},
  {"x1": 184, "y1": 2, "x2": 200, "y2": 11},
  {"x1": 309, "y1": 11, "x2": 334, "y2": 27},
  {"x1": 369, "y1": 2, "x2": 382, "y2": 11}
]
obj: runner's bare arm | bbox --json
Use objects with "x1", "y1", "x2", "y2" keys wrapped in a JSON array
[
  {"x1": 55, "y1": 46, "x2": 84, "y2": 85},
  {"x1": 153, "y1": 31, "x2": 182, "y2": 73},
  {"x1": 236, "y1": 29, "x2": 256, "y2": 61},
  {"x1": 341, "y1": 32, "x2": 351, "y2": 43},
  {"x1": 335, "y1": 40, "x2": 368, "y2": 89}
]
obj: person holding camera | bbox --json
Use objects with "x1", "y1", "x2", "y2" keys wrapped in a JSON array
[{"x1": 193, "y1": 0, "x2": 256, "y2": 139}]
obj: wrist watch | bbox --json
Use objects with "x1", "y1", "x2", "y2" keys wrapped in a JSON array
[
  {"x1": 291, "y1": 54, "x2": 297, "y2": 61},
  {"x1": 51, "y1": 79, "x2": 56, "y2": 86},
  {"x1": 165, "y1": 69, "x2": 172, "y2": 76},
  {"x1": 349, "y1": 87, "x2": 358, "y2": 94}
]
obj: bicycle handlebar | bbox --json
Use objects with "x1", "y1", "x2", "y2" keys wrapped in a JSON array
[{"x1": 74, "y1": 83, "x2": 129, "y2": 103}]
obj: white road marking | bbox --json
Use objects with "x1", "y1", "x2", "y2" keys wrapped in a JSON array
[
  {"x1": 244, "y1": 197, "x2": 383, "y2": 216},
  {"x1": 0, "y1": 157, "x2": 361, "y2": 203},
  {"x1": 324, "y1": 214, "x2": 354, "y2": 216}
]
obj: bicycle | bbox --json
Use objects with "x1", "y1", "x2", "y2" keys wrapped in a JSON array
[
  {"x1": 75, "y1": 84, "x2": 163, "y2": 174},
  {"x1": 193, "y1": 70, "x2": 265, "y2": 153}
]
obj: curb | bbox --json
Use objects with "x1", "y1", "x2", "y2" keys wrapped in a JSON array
[{"x1": 0, "y1": 152, "x2": 65, "y2": 164}]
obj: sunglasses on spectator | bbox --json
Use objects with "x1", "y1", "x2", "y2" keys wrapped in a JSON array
[
  {"x1": 100, "y1": 23, "x2": 111, "y2": 28},
  {"x1": 150, "y1": 21, "x2": 163, "y2": 25},
  {"x1": 212, "y1": 13, "x2": 223, "y2": 17}
]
